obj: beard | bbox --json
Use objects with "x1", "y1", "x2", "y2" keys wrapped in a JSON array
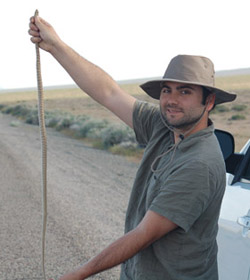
[{"x1": 160, "y1": 105, "x2": 206, "y2": 131}]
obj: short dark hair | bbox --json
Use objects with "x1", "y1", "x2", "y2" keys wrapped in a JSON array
[
  {"x1": 202, "y1": 87, "x2": 212, "y2": 105},
  {"x1": 202, "y1": 87, "x2": 216, "y2": 111}
]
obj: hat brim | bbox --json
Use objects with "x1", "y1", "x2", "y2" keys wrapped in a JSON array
[{"x1": 140, "y1": 78, "x2": 237, "y2": 105}]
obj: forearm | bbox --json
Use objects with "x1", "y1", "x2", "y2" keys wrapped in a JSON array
[
  {"x1": 76, "y1": 228, "x2": 152, "y2": 279},
  {"x1": 57, "y1": 211, "x2": 177, "y2": 280},
  {"x1": 75, "y1": 210, "x2": 177, "y2": 279},
  {"x1": 50, "y1": 41, "x2": 120, "y2": 106}
]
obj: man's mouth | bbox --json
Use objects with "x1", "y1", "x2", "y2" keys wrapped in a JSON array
[{"x1": 166, "y1": 108, "x2": 183, "y2": 115}]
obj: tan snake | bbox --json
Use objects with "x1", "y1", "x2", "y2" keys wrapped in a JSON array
[{"x1": 34, "y1": 9, "x2": 47, "y2": 280}]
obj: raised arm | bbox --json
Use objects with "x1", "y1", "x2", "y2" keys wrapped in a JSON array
[{"x1": 29, "y1": 16, "x2": 136, "y2": 128}]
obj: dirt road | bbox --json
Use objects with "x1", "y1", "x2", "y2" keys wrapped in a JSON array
[{"x1": 0, "y1": 113, "x2": 138, "y2": 280}]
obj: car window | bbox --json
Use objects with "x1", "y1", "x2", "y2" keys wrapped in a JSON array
[
  {"x1": 240, "y1": 162, "x2": 250, "y2": 183},
  {"x1": 240, "y1": 147, "x2": 250, "y2": 184}
]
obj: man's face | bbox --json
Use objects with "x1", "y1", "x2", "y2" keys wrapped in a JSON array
[{"x1": 160, "y1": 81, "x2": 206, "y2": 131}]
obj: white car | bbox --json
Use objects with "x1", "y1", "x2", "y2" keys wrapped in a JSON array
[{"x1": 215, "y1": 130, "x2": 250, "y2": 280}]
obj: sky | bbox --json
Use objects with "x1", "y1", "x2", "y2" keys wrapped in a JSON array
[{"x1": 0, "y1": 0, "x2": 250, "y2": 90}]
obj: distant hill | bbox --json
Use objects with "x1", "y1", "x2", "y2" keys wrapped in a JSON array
[
  {"x1": 118, "y1": 68, "x2": 250, "y2": 84},
  {"x1": 215, "y1": 68, "x2": 250, "y2": 77},
  {"x1": 1, "y1": 68, "x2": 250, "y2": 93}
]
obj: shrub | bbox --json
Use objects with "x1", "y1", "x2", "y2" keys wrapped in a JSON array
[
  {"x1": 232, "y1": 104, "x2": 247, "y2": 111},
  {"x1": 212, "y1": 105, "x2": 230, "y2": 114},
  {"x1": 229, "y1": 114, "x2": 246, "y2": 121},
  {"x1": 77, "y1": 119, "x2": 108, "y2": 138},
  {"x1": 0, "y1": 104, "x2": 6, "y2": 110},
  {"x1": 10, "y1": 120, "x2": 21, "y2": 127},
  {"x1": 0, "y1": 104, "x2": 33, "y2": 120},
  {"x1": 101, "y1": 125, "x2": 136, "y2": 148},
  {"x1": 0, "y1": 104, "x2": 139, "y2": 153},
  {"x1": 1, "y1": 106, "x2": 14, "y2": 114},
  {"x1": 11, "y1": 105, "x2": 24, "y2": 116},
  {"x1": 25, "y1": 110, "x2": 39, "y2": 125},
  {"x1": 46, "y1": 116, "x2": 61, "y2": 128},
  {"x1": 12, "y1": 105, "x2": 31, "y2": 118},
  {"x1": 55, "y1": 115, "x2": 76, "y2": 131}
]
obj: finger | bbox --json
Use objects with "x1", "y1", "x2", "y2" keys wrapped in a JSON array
[
  {"x1": 29, "y1": 21, "x2": 39, "y2": 31},
  {"x1": 30, "y1": 36, "x2": 42, "y2": 44},
  {"x1": 30, "y1": 16, "x2": 36, "y2": 24},
  {"x1": 28, "y1": 29, "x2": 40, "y2": 37}
]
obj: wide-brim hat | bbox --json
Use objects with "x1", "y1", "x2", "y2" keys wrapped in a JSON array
[{"x1": 140, "y1": 55, "x2": 237, "y2": 105}]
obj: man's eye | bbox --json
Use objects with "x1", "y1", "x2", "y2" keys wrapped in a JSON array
[
  {"x1": 161, "y1": 87, "x2": 170, "y2": 94},
  {"x1": 181, "y1": 90, "x2": 191, "y2": 95}
]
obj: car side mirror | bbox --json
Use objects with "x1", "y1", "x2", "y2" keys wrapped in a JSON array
[{"x1": 214, "y1": 129, "x2": 235, "y2": 160}]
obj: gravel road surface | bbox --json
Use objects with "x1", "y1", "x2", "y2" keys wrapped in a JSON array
[{"x1": 0, "y1": 113, "x2": 138, "y2": 280}]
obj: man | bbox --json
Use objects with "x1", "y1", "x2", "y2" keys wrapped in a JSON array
[{"x1": 29, "y1": 15, "x2": 236, "y2": 280}]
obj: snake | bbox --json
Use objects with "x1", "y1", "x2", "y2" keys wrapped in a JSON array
[{"x1": 34, "y1": 9, "x2": 47, "y2": 280}]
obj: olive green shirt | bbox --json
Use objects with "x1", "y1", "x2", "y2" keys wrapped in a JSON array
[{"x1": 120, "y1": 101, "x2": 226, "y2": 280}]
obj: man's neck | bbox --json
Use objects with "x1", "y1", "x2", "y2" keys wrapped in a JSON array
[{"x1": 173, "y1": 116, "x2": 211, "y2": 143}]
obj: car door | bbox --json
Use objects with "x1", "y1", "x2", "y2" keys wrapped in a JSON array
[{"x1": 218, "y1": 140, "x2": 250, "y2": 280}]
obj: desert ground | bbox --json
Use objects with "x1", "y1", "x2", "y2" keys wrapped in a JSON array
[{"x1": 0, "y1": 112, "x2": 137, "y2": 279}]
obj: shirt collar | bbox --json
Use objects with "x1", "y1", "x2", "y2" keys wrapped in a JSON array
[{"x1": 177, "y1": 119, "x2": 214, "y2": 151}]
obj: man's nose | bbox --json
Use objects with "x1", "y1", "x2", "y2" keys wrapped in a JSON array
[{"x1": 165, "y1": 92, "x2": 179, "y2": 105}]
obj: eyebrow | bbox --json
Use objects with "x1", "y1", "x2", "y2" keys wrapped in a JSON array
[
  {"x1": 177, "y1": 85, "x2": 195, "y2": 90},
  {"x1": 161, "y1": 84, "x2": 196, "y2": 90}
]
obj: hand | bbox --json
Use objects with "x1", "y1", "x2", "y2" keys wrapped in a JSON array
[
  {"x1": 28, "y1": 14, "x2": 62, "y2": 53},
  {"x1": 49, "y1": 269, "x2": 84, "y2": 280}
]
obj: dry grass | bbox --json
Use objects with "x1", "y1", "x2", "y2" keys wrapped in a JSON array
[
  {"x1": 215, "y1": 74, "x2": 250, "y2": 92},
  {"x1": 0, "y1": 76, "x2": 249, "y2": 152}
]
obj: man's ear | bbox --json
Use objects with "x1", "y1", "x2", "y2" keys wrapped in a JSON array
[{"x1": 206, "y1": 94, "x2": 216, "y2": 112}]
